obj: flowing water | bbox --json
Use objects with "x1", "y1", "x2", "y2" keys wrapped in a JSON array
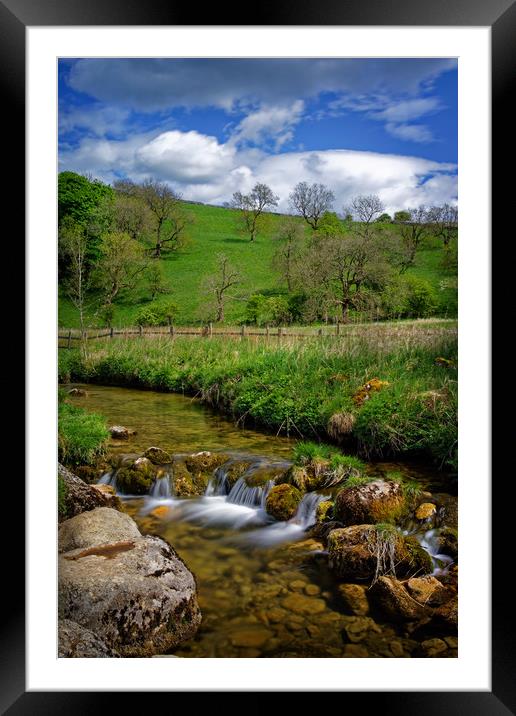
[{"x1": 67, "y1": 383, "x2": 458, "y2": 658}]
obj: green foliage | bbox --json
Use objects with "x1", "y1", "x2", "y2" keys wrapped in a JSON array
[
  {"x1": 315, "y1": 211, "x2": 343, "y2": 237},
  {"x1": 244, "y1": 294, "x2": 291, "y2": 326},
  {"x1": 58, "y1": 401, "x2": 109, "y2": 466},
  {"x1": 134, "y1": 300, "x2": 179, "y2": 326},
  {"x1": 58, "y1": 474, "x2": 68, "y2": 518},
  {"x1": 376, "y1": 213, "x2": 392, "y2": 223},
  {"x1": 99, "y1": 303, "x2": 116, "y2": 328},
  {"x1": 329, "y1": 453, "x2": 366, "y2": 473},
  {"x1": 292, "y1": 441, "x2": 334, "y2": 464},
  {"x1": 394, "y1": 210, "x2": 411, "y2": 222},
  {"x1": 381, "y1": 275, "x2": 439, "y2": 319}
]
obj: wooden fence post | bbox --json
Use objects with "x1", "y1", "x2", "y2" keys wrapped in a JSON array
[
  {"x1": 336, "y1": 322, "x2": 340, "y2": 336},
  {"x1": 318, "y1": 327, "x2": 323, "y2": 337},
  {"x1": 266, "y1": 325, "x2": 269, "y2": 340},
  {"x1": 139, "y1": 325, "x2": 143, "y2": 337},
  {"x1": 170, "y1": 324, "x2": 174, "y2": 338},
  {"x1": 67, "y1": 330, "x2": 72, "y2": 348},
  {"x1": 278, "y1": 327, "x2": 282, "y2": 340},
  {"x1": 209, "y1": 322, "x2": 213, "y2": 337},
  {"x1": 241, "y1": 325, "x2": 245, "y2": 338},
  {"x1": 110, "y1": 327, "x2": 114, "y2": 339}
]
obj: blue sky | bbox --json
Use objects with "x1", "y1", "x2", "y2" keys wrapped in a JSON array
[{"x1": 58, "y1": 58, "x2": 457, "y2": 214}]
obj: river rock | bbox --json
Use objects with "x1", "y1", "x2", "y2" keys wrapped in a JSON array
[
  {"x1": 282, "y1": 593, "x2": 326, "y2": 616},
  {"x1": 337, "y1": 583, "x2": 370, "y2": 615},
  {"x1": 315, "y1": 500, "x2": 334, "y2": 524},
  {"x1": 327, "y1": 525, "x2": 433, "y2": 581},
  {"x1": 341, "y1": 615, "x2": 381, "y2": 643},
  {"x1": 436, "y1": 527, "x2": 458, "y2": 560},
  {"x1": 419, "y1": 638, "x2": 448, "y2": 657},
  {"x1": 185, "y1": 451, "x2": 230, "y2": 475},
  {"x1": 58, "y1": 506, "x2": 141, "y2": 553},
  {"x1": 115, "y1": 458, "x2": 157, "y2": 495},
  {"x1": 415, "y1": 502, "x2": 437, "y2": 521},
  {"x1": 431, "y1": 594, "x2": 458, "y2": 631},
  {"x1": 143, "y1": 446, "x2": 172, "y2": 464},
  {"x1": 406, "y1": 575, "x2": 448, "y2": 606},
  {"x1": 59, "y1": 508, "x2": 201, "y2": 657},
  {"x1": 244, "y1": 465, "x2": 287, "y2": 487},
  {"x1": 229, "y1": 626, "x2": 273, "y2": 648},
  {"x1": 58, "y1": 619, "x2": 120, "y2": 658},
  {"x1": 58, "y1": 464, "x2": 117, "y2": 522},
  {"x1": 90, "y1": 484, "x2": 122, "y2": 509},
  {"x1": 369, "y1": 576, "x2": 429, "y2": 622},
  {"x1": 68, "y1": 388, "x2": 88, "y2": 397},
  {"x1": 108, "y1": 425, "x2": 136, "y2": 440},
  {"x1": 265, "y1": 484, "x2": 302, "y2": 521},
  {"x1": 334, "y1": 480, "x2": 406, "y2": 525}
]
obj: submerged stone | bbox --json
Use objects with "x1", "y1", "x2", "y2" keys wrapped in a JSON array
[{"x1": 337, "y1": 583, "x2": 370, "y2": 616}]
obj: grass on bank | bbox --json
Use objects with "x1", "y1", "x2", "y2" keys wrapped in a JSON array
[
  {"x1": 58, "y1": 324, "x2": 458, "y2": 470},
  {"x1": 58, "y1": 395, "x2": 109, "y2": 466}
]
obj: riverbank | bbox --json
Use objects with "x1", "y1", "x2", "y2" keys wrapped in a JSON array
[{"x1": 58, "y1": 326, "x2": 457, "y2": 470}]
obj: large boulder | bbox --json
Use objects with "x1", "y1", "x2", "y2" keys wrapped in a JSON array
[
  {"x1": 405, "y1": 575, "x2": 449, "y2": 606},
  {"x1": 58, "y1": 508, "x2": 201, "y2": 657},
  {"x1": 58, "y1": 619, "x2": 120, "y2": 657},
  {"x1": 58, "y1": 464, "x2": 116, "y2": 523},
  {"x1": 265, "y1": 484, "x2": 302, "y2": 521},
  {"x1": 334, "y1": 480, "x2": 406, "y2": 525},
  {"x1": 327, "y1": 525, "x2": 433, "y2": 581}
]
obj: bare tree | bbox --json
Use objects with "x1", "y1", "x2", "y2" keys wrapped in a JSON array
[
  {"x1": 427, "y1": 204, "x2": 458, "y2": 249},
  {"x1": 59, "y1": 218, "x2": 90, "y2": 352},
  {"x1": 95, "y1": 232, "x2": 148, "y2": 305},
  {"x1": 202, "y1": 254, "x2": 242, "y2": 322},
  {"x1": 271, "y1": 218, "x2": 306, "y2": 291},
  {"x1": 398, "y1": 206, "x2": 430, "y2": 272},
  {"x1": 345, "y1": 194, "x2": 385, "y2": 231},
  {"x1": 231, "y1": 183, "x2": 279, "y2": 242},
  {"x1": 139, "y1": 179, "x2": 191, "y2": 257},
  {"x1": 289, "y1": 182, "x2": 335, "y2": 230}
]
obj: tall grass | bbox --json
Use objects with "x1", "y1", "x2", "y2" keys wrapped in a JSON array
[
  {"x1": 58, "y1": 324, "x2": 457, "y2": 469},
  {"x1": 58, "y1": 400, "x2": 109, "y2": 466}
]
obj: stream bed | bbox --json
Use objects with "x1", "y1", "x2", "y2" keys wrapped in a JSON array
[{"x1": 67, "y1": 383, "x2": 458, "y2": 658}]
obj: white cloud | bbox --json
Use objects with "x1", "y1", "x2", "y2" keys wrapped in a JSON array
[
  {"x1": 385, "y1": 123, "x2": 435, "y2": 143},
  {"x1": 370, "y1": 97, "x2": 441, "y2": 123},
  {"x1": 59, "y1": 128, "x2": 457, "y2": 215},
  {"x1": 58, "y1": 105, "x2": 131, "y2": 137},
  {"x1": 229, "y1": 101, "x2": 305, "y2": 150}
]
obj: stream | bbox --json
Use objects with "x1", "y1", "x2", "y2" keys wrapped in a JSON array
[{"x1": 68, "y1": 383, "x2": 457, "y2": 658}]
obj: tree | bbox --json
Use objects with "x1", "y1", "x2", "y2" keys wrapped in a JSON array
[
  {"x1": 202, "y1": 254, "x2": 242, "y2": 322},
  {"x1": 111, "y1": 185, "x2": 152, "y2": 242},
  {"x1": 95, "y1": 232, "x2": 147, "y2": 305},
  {"x1": 59, "y1": 218, "x2": 90, "y2": 349},
  {"x1": 271, "y1": 217, "x2": 305, "y2": 291},
  {"x1": 289, "y1": 182, "x2": 335, "y2": 230},
  {"x1": 376, "y1": 213, "x2": 392, "y2": 223},
  {"x1": 345, "y1": 194, "x2": 385, "y2": 240},
  {"x1": 315, "y1": 211, "x2": 343, "y2": 237},
  {"x1": 427, "y1": 204, "x2": 458, "y2": 249},
  {"x1": 139, "y1": 179, "x2": 190, "y2": 257},
  {"x1": 146, "y1": 261, "x2": 169, "y2": 301},
  {"x1": 393, "y1": 210, "x2": 411, "y2": 223},
  {"x1": 231, "y1": 183, "x2": 279, "y2": 242},
  {"x1": 398, "y1": 206, "x2": 430, "y2": 271}
]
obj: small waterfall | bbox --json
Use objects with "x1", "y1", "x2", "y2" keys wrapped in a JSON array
[
  {"x1": 150, "y1": 474, "x2": 172, "y2": 498},
  {"x1": 417, "y1": 528, "x2": 454, "y2": 574},
  {"x1": 227, "y1": 476, "x2": 274, "y2": 508},
  {"x1": 98, "y1": 471, "x2": 117, "y2": 489},
  {"x1": 205, "y1": 465, "x2": 230, "y2": 496},
  {"x1": 292, "y1": 492, "x2": 326, "y2": 529}
]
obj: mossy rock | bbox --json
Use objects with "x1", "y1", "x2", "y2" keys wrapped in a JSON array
[
  {"x1": 143, "y1": 447, "x2": 172, "y2": 465},
  {"x1": 315, "y1": 500, "x2": 334, "y2": 524},
  {"x1": 224, "y1": 460, "x2": 253, "y2": 489},
  {"x1": 277, "y1": 465, "x2": 309, "y2": 491},
  {"x1": 278, "y1": 460, "x2": 333, "y2": 492},
  {"x1": 352, "y1": 378, "x2": 390, "y2": 407},
  {"x1": 74, "y1": 463, "x2": 109, "y2": 485},
  {"x1": 172, "y1": 461, "x2": 197, "y2": 497},
  {"x1": 334, "y1": 479, "x2": 406, "y2": 525},
  {"x1": 436, "y1": 527, "x2": 458, "y2": 560},
  {"x1": 327, "y1": 525, "x2": 433, "y2": 581},
  {"x1": 115, "y1": 459, "x2": 157, "y2": 495},
  {"x1": 265, "y1": 484, "x2": 302, "y2": 521},
  {"x1": 185, "y1": 451, "x2": 230, "y2": 475},
  {"x1": 244, "y1": 465, "x2": 287, "y2": 488}
]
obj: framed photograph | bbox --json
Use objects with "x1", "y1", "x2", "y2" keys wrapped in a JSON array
[{"x1": 4, "y1": 0, "x2": 505, "y2": 709}]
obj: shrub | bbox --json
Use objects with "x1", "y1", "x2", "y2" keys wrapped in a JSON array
[
  {"x1": 244, "y1": 294, "x2": 291, "y2": 326},
  {"x1": 135, "y1": 301, "x2": 179, "y2": 326}
]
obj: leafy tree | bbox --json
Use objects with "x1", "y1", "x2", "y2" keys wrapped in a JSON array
[
  {"x1": 245, "y1": 294, "x2": 291, "y2": 326},
  {"x1": 135, "y1": 301, "x2": 179, "y2": 326},
  {"x1": 271, "y1": 217, "x2": 305, "y2": 291},
  {"x1": 137, "y1": 179, "x2": 191, "y2": 257},
  {"x1": 398, "y1": 206, "x2": 430, "y2": 271},
  {"x1": 59, "y1": 218, "x2": 90, "y2": 352},
  {"x1": 289, "y1": 182, "x2": 335, "y2": 230},
  {"x1": 427, "y1": 204, "x2": 458, "y2": 249},
  {"x1": 231, "y1": 183, "x2": 279, "y2": 241},
  {"x1": 146, "y1": 261, "x2": 169, "y2": 301},
  {"x1": 315, "y1": 211, "x2": 343, "y2": 237},
  {"x1": 376, "y1": 213, "x2": 392, "y2": 223},
  {"x1": 94, "y1": 232, "x2": 147, "y2": 305},
  {"x1": 393, "y1": 210, "x2": 411, "y2": 223}
]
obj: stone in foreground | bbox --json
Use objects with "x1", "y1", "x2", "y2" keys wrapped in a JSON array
[
  {"x1": 59, "y1": 508, "x2": 201, "y2": 657},
  {"x1": 58, "y1": 619, "x2": 120, "y2": 658}
]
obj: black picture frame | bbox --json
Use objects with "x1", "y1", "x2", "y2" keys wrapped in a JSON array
[{"x1": 5, "y1": 0, "x2": 504, "y2": 711}]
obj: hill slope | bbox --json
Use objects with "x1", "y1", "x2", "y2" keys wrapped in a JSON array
[{"x1": 58, "y1": 201, "x2": 457, "y2": 327}]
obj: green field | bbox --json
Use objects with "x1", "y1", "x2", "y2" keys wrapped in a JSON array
[{"x1": 58, "y1": 201, "x2": 457, "y2": 328}]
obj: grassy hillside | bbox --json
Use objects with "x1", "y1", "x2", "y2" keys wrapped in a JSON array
[{"x1": 58, "y1": 201, "x2": 457, "y2": 328}]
